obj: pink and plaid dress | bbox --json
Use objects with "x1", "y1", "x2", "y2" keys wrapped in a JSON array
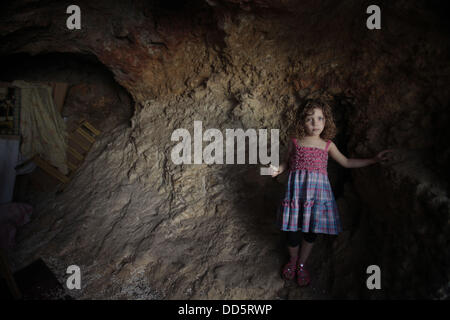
[{"x1": 276, "y1": 138, "x2": 342, "y2": 235}]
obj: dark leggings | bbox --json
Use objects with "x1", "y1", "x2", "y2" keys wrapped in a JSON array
[{"x1": 286, "y1": 231, "x2": 317, "y2": 247}]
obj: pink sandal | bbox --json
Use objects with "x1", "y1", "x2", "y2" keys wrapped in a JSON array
[
  {"x1": 296, "y1": 264, "x2": 310, "y2": 287},
  {"x1": 281, "y1": 258, "x2": 297, "y2": 281}
]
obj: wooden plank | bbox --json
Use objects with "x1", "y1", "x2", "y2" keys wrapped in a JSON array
[
  {"x1": 33, "y1": 156, "x2": 70, "y2": 184},
  {"x1": 51, "y1": 82, "x2": 68, "y2": 114},
  {"x1": 69, "y1": 134, "x2": 90, "y2": 152},
  {"x1": 68, "y1": 146, "x2": 84, "y2": 161},
  {"x1": 76, "y1": 127, "x2": 95, "y2": 144},
  {"x1": 81, "y1": 120, "x2": 101, "y2": 136},
  {"x1": 67, "y1": 161, "x2": 78, "y2": 171}
]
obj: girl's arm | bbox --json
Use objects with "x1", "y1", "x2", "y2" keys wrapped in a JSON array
[{"x1": 328, "y1": 141, "x2": 391, "y2": 169}]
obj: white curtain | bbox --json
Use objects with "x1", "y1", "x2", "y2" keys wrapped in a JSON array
[{"x1": 12, "y1": 80, "x2": 68, "y2": 175}]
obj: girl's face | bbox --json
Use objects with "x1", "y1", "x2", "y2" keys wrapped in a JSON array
[{"x1": 304, "y1": 108, "x2": 325, "y2": 137}]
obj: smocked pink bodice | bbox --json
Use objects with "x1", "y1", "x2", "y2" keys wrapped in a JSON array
[{"x1": 289, "y1": 138, "x2": 331, "y2": 175}]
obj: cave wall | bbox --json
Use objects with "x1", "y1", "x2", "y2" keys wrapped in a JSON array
[{"x1": 1, "y1": 0, "x2": 449, "y2": 299}]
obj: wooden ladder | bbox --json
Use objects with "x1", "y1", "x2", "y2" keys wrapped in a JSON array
[{"x1": 32, "y1": 119, "x2": 101, "y2": 189}]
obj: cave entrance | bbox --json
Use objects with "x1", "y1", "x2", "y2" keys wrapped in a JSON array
[{"x1": 0, "y1": 52, "x2": 134, "y2": 202}]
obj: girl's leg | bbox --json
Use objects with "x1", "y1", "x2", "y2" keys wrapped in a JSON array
[
  {"x1": 282, "y1": 231, "x2": 301, "y2": 280},
  {"x1": 297, "y1": 232, "x2": 317, "y2": 286},
  {"x1": 298, "y1": 240, "x2": 314, "y2": 265},
  {"x1": 298, "y1": 232, "x2": 317, "y2": 265},
  {"x1": 288, "y1": 245, "x2": 299, "y2": 260},
  {"x1": 286, "y1": 231, "x2": 301, "y2": 259}
]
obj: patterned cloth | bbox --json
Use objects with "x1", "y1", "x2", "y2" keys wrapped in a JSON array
[
  {"x1": 0, "y1": 87, "x2": 21, "y2": 136},
  {"x1": 276, "y1": 138, "x2": 342, "y2": 235}
]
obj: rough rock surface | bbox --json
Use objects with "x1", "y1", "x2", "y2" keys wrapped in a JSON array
[{"x1": 1, "y1": 0, "x2": 449, "y2": 299}]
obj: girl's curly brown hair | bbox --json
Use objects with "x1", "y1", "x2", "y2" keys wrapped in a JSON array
[{"x1": 289, "y1": 100, "x2": 337, "y2": 141}]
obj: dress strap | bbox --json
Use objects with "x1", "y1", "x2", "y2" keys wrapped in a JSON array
[
  {"x1": 325, "y1": 140, "x2": 331, "y2": 151},
  {"x1": 291, "y1": 137, "x2": 299, "y2": 148}
]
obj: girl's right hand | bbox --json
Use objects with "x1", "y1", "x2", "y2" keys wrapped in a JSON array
[{"x1": 270, "y1": 164, "x2": 282, "y2": 177}]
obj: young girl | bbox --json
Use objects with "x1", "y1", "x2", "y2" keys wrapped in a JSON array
[{"x1": 270, "y1": 100, "x2": 391, "y2": 287}]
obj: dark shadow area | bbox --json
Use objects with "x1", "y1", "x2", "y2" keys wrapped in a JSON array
[{"x1": 0, "y1": 258, "x2": 73, "y2": 300}]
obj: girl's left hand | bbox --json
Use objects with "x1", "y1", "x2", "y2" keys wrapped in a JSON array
[{"x1": 374, "y1": 149, "x2": 393, "y2": 163}]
